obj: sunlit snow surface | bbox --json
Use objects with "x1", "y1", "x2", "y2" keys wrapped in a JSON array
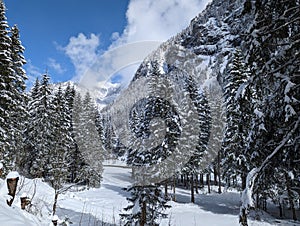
[{"x1": 0, "y1": 164, "x2": 299, "y2": 225}]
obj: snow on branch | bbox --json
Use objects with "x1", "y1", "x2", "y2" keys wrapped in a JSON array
[{"x1": 242, "y1": 117, "x2": 300, "y2": 209}]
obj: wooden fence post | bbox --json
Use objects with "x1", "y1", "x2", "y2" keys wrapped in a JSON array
[
  {"x1": 6, "y1": 172, "x2": 20, "y2": 206},
  {"x1": 20, "y1": 193, "x2": 30, "y2": 210}
]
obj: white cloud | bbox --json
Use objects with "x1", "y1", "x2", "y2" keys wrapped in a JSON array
[
  {"x1": 26, "y1": 59, "x2": 42, "y2": 76},
  {"x1": 24, "y1": 60, "x2": 43, "y2": 89},
  {"x1": 113, "y1": 0, "x2": 211, "y2": 45},
  {"x1": 63, "y1": 33, "x2": 100, "y2": 80},
  {"x1": 64, "y1": 1, "x2": 211, "y2": 88},
  {"x1": 102, "y1": 0, "x2": 211, "y2": 87},
  {"x1": 26, "y1": 60, "x2": 41, "y2": 78},
  {"x1": 47, "y1": 58, "x2": 66, "y2": 74}
]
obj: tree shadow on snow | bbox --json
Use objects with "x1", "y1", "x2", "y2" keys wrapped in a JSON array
[{"x1": 174, "y1": 189, "x2": 240, "y2": 216}]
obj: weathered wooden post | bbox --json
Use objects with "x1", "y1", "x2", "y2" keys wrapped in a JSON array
[
  {"x1": 20, "y1": 193, "x2": 30, "y2": 210},
  {"x1": 6, "y1": 171, "x2": 19, "y2": 206}
]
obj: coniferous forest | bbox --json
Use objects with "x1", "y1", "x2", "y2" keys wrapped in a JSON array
[{"x1": 0, "y1": 0, "x2": 299, "y2": 225}]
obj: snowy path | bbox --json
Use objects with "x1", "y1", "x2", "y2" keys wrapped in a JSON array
[
  {"x1": 58, "y1": 165, "x2": 300, "y2": 226},
  {"x1": 0, "y1": 165, "x2": 299, "y2": 225},
  {"x1": 58, "y1": 165, "x2": 132, "y2": 224}
]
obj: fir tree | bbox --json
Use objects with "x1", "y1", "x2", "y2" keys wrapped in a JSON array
[
  {"x1": 0, "y1": 1, "x2": 14, "y2": 174},
  {"x1": 222, "y1": 48, "x2": 250, "y2": 190},
  {"x1": 182, "y1": 77, "x2": 211, "y2": 202},
  {"x1": 121, "y1": 185, "x2": 170, "y2": 226},
  {"x1": 8, "y1": 24, "x2": 27, "y2": 172},
  {"x1": 73, "y1": 92, "x2": 103, "y2": 187},
  {"x1": 71, "y1": 92, "x2": 86, "y2": 183},
  {"x1": 240, "y1": 1, "x2": 300, "y2": 223},
  {"x1": 24, "y1": 78, "x2": 40, "y2": 175},
  {"x1": 47, "y1": 86, "x2": 72, "y2": 188},
  {"x1": 28, "y1": 74, "x2": 54, "y2": 178}
]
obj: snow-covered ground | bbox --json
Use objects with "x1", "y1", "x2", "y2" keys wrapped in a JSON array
[{"x1": 0, "y1": 164, "x2": 299, "y2": 225}]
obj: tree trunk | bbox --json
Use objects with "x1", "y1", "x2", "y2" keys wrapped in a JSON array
[
  {"x1": 263, "y1": 197, "x2": 267, "y2": 211},
  {"x1": 241, "y1": 174, "x2": 247, "y2": 190},
  {"x1": 200, "y1": 173, "x2": 204, "y2": 187},
  {"x1": 213, "y1": 165, "x2": 218, "y2": 185},
  {"x1": 191, "y1": 174, "x2": 195, "y2": 203},
  {"x1": 239, "y1": 208, "x2": 248, "y2": 226},
  {"x1": 172, "y1": 175, "x2": 176, "y2": 202},
  {"x1": 285, "y1": 172, "x2": 297, "y2": 221},
  {"x1": 52, "y1": 191, "x2": 59, "y2": 215},
  {"x1": 217, "y1": 151, "x2": 222, "y2": 194},
  {"x1": 6, "y1": 177, "x2": 19, "y2": 206},
  {"x1": 207, "y1": 173, "x2": 211, "y2": 194},
  {"x1": 226, "y1": 178, "x2": 231, "y2": 187},
  {"x1": 195, "y1": 174, "x2": 199, "y2": 194},
  {"x1": 140, "y1": 200, "x2": 146, "y2": 226},
  {"x1": 164, "y1": 180, "x2": 168, "y2": 199},
  {"x1": 279, "y1": 202, "x2": 283, "y2": 218},
  {"x1": 185, "y1": 173, "x2": 189, "y2": 189},
  {"x1": 256, "y1": 191, "x2": 260, "y2": 209}
]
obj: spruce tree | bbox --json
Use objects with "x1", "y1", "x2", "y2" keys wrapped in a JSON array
[
  {"x1": 73, "y1": 92, "x2": 103, "y2": 187},
  {"x1": 47, "y1": 86, "x2": 72, "y2": 188},
  {"x1": 121, "y1": 185, "x2": 170, "y2": 226},
  {"x1": 222, "y1": 48, "x2": 249, "y2": 189},
  {"x1": 239, "y1": 1, "x2": 300, "y2": 223},
  {"x1": 64, "y1": 83, "x2": 80, "y2": 183},
  {"x1": 24, "y1": 78, "x2": 39, "y2": 175},
  {"x1": 9, "y1": 24, "x2": 27, "y2": 172},
  {"x1": 182, "y1": 77, "x2": 211, "y2": 202},
  {"x1": 0, "y1": 0, "x2": 14, "y2": 174},
  {"x1": 71, "y1": 92, "x2": 86, "y2": 183},
  {"x1": 28, "y1": 74, "x2": 54, "y2": 178}
]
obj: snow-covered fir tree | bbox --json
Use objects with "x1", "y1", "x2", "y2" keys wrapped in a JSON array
[
  {"x1": 122, "y1": 61, "x2": 174, "y2": 225},
  {"x1": 8, "y1": 24, "x2": 27, "y2": 172},
  {"x1": 73, "y1": 92, "x2": 103, "y2": 187},
  {"x1": 182, "y1": 76, "x2": 211, "y2": 203},
  {"x1": 222, "y1": 48, "x2": 250, "y2": 189},
  {"x1": 239, "y1": 0, "x2": 300, "y2": 223},
  {"x1": 121, "y1": 185, "x2": 170, "y2": 226},
  {"x1": 27, "y1": 74, "x2": 54, "y2": 178},
  {"x1": 63, "y1": 83, "x2": 81, "y2": 183},
  {"x1": 0, "y1": 2, "x2": 27, "y2": 175},
  {"x1": 47, "y1": 86, "x2": 73, "y2": 189}
]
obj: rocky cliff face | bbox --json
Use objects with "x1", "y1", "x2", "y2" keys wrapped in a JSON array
[{"x1": 132, "y1": 0, "x2": 254, "y2": 89}]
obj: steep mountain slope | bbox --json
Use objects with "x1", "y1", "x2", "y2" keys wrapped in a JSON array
[
  {"x1": 103, "y1": 0, "x2": 252, "y2": 163},
  {"x1": 133, "y1": 0, "x2": 252, "y2": 87}
]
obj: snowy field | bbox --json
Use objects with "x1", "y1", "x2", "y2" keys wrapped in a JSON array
[{"x1": 0, "y1": 164, "x2": 299, "y2": 226}]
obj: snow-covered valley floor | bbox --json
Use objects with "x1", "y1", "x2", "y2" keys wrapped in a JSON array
[{"x1": 0, "y1": 164, "x2": 299, "y2": 226}]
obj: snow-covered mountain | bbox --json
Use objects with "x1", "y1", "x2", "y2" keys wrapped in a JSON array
[
  {"x1": 55, "y1": 0, "x2": 252, "y2": 111},
  {"x1": 53, "y1": 80, "x2": 123, "y2": 110},
  {"x1": 131, "y1": 0, "x2": 253, "y2": 89}
]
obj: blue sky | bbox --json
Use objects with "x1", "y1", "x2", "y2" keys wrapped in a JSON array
[{"x1": 4, "y1": 0, "x2": 210, "y2": 86}]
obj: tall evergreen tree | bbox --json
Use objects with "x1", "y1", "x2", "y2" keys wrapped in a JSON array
[
  {"x1": 28, "y1": 74, "x2": 54, "y2": 178},
  {"x1": 73, "y1": 92, "x2": 103, "y2": 187},
  {"x1": 239, "y1": 1, "x2": 300, "y2": 224},
  {"x1": 0, "y1": 1, "x2": 14, "y2": 174},
  {"x1": 222, "y1": 48, "x2": 250, "y2": 189},
  {"x1": 121, "y1": 185, "x2": 170, "y2": 226},
  {"x1": 182, "y1": 77, "x2": 211, "y2": 202},
  {"x1": 64, "y1": 83, "x2": 80, "y2": 183},
  {"x1": 8, "y1": 24, "x2": 27, "y2": 172},
  {"x1": 47, "y1": 86, "x2": 72, "y2": 188}
]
